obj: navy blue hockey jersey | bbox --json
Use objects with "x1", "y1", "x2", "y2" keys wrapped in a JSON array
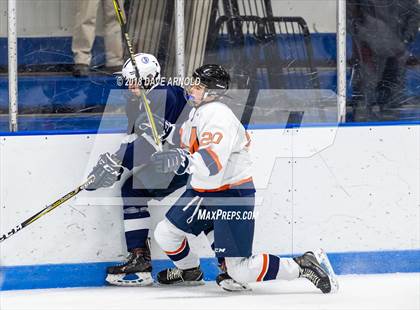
[{"x1": 116, "y1": 84, "x2": 189, "y2": 170}]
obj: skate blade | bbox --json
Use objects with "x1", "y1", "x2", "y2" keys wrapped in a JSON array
[
  {"x1": 313, "y1": 248, "x2": 339, "y2": 293},
  {"x1": 158, "y1": 279, "x2": 205, "y2": 287},
  {"x1": 106, "y1": 272, "x2": 153, "y2": 287},
  {"x1": 218, "y1": 279, "x2": 252, "y2": 292}
]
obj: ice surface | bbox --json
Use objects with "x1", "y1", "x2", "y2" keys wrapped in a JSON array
[{"x1": 1, "y1": 273, "x2": 419, "y2": 310}]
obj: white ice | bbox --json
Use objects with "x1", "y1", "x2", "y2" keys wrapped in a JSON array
[{"x1": 1, "y1": 273, "x2": 419, "y2": 310}]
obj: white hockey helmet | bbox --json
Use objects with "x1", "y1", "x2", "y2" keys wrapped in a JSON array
[{"x1": 121, "y1": 53, "x2": 161, "y2": 88}]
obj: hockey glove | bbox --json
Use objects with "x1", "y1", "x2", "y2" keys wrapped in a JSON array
[
  {"x1": 150, "y1": 148, "x2": 190, "y2": 174},
  {"x1": 85, "y1": 153, "x2": 124, "y2": 190}
]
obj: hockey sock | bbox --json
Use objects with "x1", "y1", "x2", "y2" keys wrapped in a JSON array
[
  {"x1": 124, "y1": 206, "x2": 151, "y2": 249},
  {"x1": 225, "y1": 254, "x2": 300, "y2": 283},
  {"x1": 154, "y1": 219, "x2": 200, "y2": 270}
]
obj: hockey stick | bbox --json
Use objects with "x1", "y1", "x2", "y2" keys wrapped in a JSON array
[
  {"x1": 112, "y1": 0, "x2": 162, "y2": 151},
  {"x1": 0, "y1": 176, "x2": 95, "y2": 243}
]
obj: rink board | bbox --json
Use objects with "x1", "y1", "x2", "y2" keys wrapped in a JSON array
[
  {"x1": 1, "y1": 250, "x2": 419, "y2": 290},
  {"x1": 0, "y1": 123, "x2": 419, "y2": 290}
]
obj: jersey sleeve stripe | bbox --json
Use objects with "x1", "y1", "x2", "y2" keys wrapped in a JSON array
[
  {"x1": 197, "y1": 148, "x2": 222, "y2": 176},
  {"x1": 205, "y1": 148, "x2": 222, "y2": 171}
]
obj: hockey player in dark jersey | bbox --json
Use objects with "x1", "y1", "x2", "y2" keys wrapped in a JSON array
[{"x1": 85, "y1": 53, "x2": 191, "y2": 286}]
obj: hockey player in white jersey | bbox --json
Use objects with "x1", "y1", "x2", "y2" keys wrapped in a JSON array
[
  {"x1": 85, "y1": 56, "x2": 248, "y2": 289},
  {"x1": 150, "y1": 64, "x2": 339, "y2": 293}
]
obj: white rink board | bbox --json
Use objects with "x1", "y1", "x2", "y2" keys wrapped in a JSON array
[{"x1": 0, "y1": 124, "x2": 419, "y2": 266}]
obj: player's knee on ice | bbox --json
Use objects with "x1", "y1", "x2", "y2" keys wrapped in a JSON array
[{"x1": 225, "y1": 257, "x2": 254, "y2": 284}]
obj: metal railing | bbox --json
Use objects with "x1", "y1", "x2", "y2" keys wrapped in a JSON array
[
  {"x1": 8, "y1": 0, "x2": 18, "y2": 132},
  {"x1": 5, "y1": 0, "x2": 347, "y2": 131}
]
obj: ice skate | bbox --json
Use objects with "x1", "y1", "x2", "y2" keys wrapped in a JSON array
[
  {"x1": 157, "y1": 266, "x2": 204, "y2": 286},
  {"x1": 294, "y1": 249, "x2": 339, "y2": 293},
  {"x1": 106, "y1": 247, "x2": 153, "y2": 287}
]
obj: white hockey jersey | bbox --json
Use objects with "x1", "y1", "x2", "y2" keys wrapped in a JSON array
[{"x1": 179, "y1": 101, "x2": 253, "y2": 191}]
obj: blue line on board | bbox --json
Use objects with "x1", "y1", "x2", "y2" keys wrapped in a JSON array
[
  {"x1": 0, "y1": 128, "x2": 126, "y2": 137},
  {"x1": 0, "y1": 249, "x2": 418, "y2": 291},
  {"x1": 0, "y1": 120, "x2": 419, "y2": 137}
]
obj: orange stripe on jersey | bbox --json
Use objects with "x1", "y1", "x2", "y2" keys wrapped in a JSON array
[
  {"x1": 245, "y1": 131, "x2": 251, "y2": 147},
  {"x1": 257, "y1": 254, "x2": 269, "y2": 282},
  {"x1": 164, "y1": 238, "x2": 187, "y2": 255},
  {"x1": 205, "y1": 148, "x2": 222, "y2": 172},
  {"x1": 189, "y1": 127, "x2": 199, "y2": 154},
  {"x1": 179, "y1": 127, "x2": 186, "y2": 148},
  {"x1": 192, "y1": 177, "x2": 253, "y2": 193}
]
